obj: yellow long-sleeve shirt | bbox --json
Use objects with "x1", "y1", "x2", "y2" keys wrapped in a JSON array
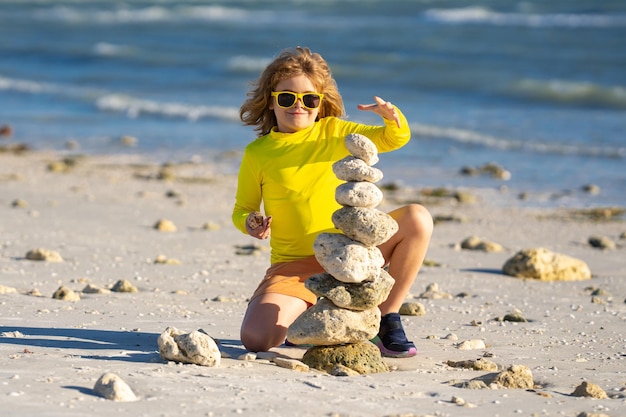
[{"x1": 232, "y1": 109, "x2": 411, "y2": 264}]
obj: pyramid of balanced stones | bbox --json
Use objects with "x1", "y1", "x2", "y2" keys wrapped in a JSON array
[{"x1": 287, "y1": 133, "x2": 398, "y2": 374}]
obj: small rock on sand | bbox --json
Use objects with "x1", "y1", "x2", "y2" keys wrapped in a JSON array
[
  {"x1": 571, "y1": 381, "x2": 608, "y2": 399},
  {"x1": 93, "y1": 373, "x2": 138, "y2": 402},
  {"x1": 0, "y1": 285, "x2": 17, "y2": 294},
  {"x1": 111, "y1": 279, "x2": 138, "y2": 293},
  {"x1": 52, "y1": 286, "x2": 80, "y2": 302},
  {"x1": 399, "y1": 301, "x2": 426, "y2": 316},
  {"x1": 153, "y1": 218, "x2": 177, "y2": 232},
  {"x1": 25, "y1": 248, "x2": 63, "y2": 262}
]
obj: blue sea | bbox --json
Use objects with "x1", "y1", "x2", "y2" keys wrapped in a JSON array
[{"x1": 1, "y1": 0, "x2": 625, "y2": 208}]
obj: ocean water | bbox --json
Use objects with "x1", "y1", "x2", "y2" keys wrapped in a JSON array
[{"x1": 1, "y1": 0, "x2": 625, "y2": 208}]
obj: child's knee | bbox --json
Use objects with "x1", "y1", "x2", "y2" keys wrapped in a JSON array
[
  {"x1": 241, "y1": 323, "x2": 286, "y2": 352},
  {"x1": 402, "y1": 204, "x2": 433, "y2": 236},
  {"x1": 241, "y1": 327, "x2": 273, "y2": 353}
]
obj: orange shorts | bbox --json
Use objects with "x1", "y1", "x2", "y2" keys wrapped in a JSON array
[{"x1": 250, "y1": 256, "x2": 324, "y2": 305}]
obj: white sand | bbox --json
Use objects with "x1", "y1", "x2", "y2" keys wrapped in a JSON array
[{"x1": 1, "y1": 151, "x2": 624, "y2": 417}]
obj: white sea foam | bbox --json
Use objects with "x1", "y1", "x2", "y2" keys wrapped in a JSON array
[
  {"x1": 0, "y1": 74, "x2": 102, "y2": 98},
  {"x1": 33, "y1": 4, "x2": 259, "y2": 24},
  {"x1": 410, "y1": 123, "x2": 625, "y2": 159},
  {"x1": 96, "y1": 94, "x2": 240, "y2": 122},
  {"x1": 510, "y1": 79, "x2": 626, "y2": 109},
  {"x1": 424, "y1": 7, "x2": 626, "y2": 28},
  {"x1": 0, "y1": 75, "x2": 57, "y2": 94},
  {"x1": 0, "y1": 74, "x2": 239, "y2": 123},
  {"x1": 92, "y1": 42, "x2": 136, "y2": 57},
  {"x1": 227, "y1": 56, "x2": 273, "y2": 73}
]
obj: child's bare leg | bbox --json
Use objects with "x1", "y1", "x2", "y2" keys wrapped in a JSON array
[
  {"x1": 240, "y1": 293, "x2": 308, "y2": 352},
  {"x1": 378, "y1": 204, "x2": 433, "y2": 315}
]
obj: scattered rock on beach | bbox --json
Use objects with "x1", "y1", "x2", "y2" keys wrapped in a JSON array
[
  {"x1": 489, "y1": 364, "x2": 534, "y2": 389},
  {"x1": 0, "y1": 285, "x2": 17, "y2": 294},
  {"x1": 460, "y1": 236, "x2": 504, "y2": 252},
  {"x1": 158, "y1": 327, "x2": 221, "y2": 367},
  {"x1": 501, "y1": 309, "x2": 528, "y2": 323},
  {"x1": 446, "y1": 358, "x2": 498, "y2": 372},
  {"x1": 93, "y1": 372, "x2": 138, "y2": 402},
  {"x1": 11, "y1": 198, "x2": 28, "y2": 208},
  {"x1": 302, "y1": 342, "x2": 388, "y2": 375},
  {"x1": 82, "y1": 284, "x2": 111, "y2": 294},
  {"x1": 418, "y1": 282, "x2": 452, "y2": 300},
  {"x1": 399, "y1": 301, "x2": 426, "y2": 316},
  {"x1": 502, "y1": 248, "x2": 591, "y2": 281},
  {"x1": 111, "y1": 279, "x2": 138, "y2": 293},
  {"x1": 460, "y1": 162, "x2": 511, "y2": 180},
  {"x1": 154, "y1": 254, "x2": 181, "y2": 265},
  {"x1": 52, "y1": 286, "x2": 80, "y2": 301},
  {"x1": 273, "y1": 357, "x2": 309, "y2": 372},
  {"x1": 456, "y1": 339, "x2": 486, "y2": 350},
  {"x1": 588, "y1": 235, "x2": 616, "y2": 250},
  {"x1": 571, "y1": 381, "x2": 608, "y2": 399},
  {"x1": 202, "y1": 221, "x2": 221, "y2": 231},
  {"x1": 154, "y1": 218, "x2": 177, "y2": 232},
  {"x1": 25, "y1": 248, "x2": 63, "y2": 262}
]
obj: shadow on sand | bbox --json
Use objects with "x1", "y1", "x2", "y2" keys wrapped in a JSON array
[
  {"x1": 0, "y1": 326, "x2": 249, "y2": 363},
  {"x1": 0, "y1": 326, "x2": 161, "y2": 363}
]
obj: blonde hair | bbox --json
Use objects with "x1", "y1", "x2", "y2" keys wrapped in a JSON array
[{"x1": 240, "y1": 47, "x2": 345, "y2": 136}]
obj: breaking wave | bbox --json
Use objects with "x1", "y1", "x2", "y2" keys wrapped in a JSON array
[
  {"x1": 424, "y1": 7, "x2": 626, "y2": 28},
  {"x1": 410, "y1": 123, "x2": 625, "y2": 159}
]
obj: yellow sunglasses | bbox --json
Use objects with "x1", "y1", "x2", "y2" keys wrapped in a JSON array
[{"x1": 271, "y1": 91, "x2": 324, "y2": 110}]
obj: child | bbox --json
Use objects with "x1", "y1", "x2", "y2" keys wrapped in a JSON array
[{"x1": 232, "y1": 47, "x2": 433, "y2": 358}]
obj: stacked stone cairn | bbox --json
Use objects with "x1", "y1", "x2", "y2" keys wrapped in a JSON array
[{"x1": 286, "y1": 133, "x2": 399, "y2": 375}]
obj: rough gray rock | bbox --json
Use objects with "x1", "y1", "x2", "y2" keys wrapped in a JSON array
[
  {"x1": 286, "y1": 298, "x2": 380, "y2": 346},
  {"x1": 335, "y1": 181, "x2": 383, "y2": 208},
  {"x1": 305, "y1": 269, "x2": 394, "y2": 311},
  {"x1": 332, "y1": 207, "x2": 398, "y2": 246},
  {"x1": 332, "y1": 156, "x2": 383, "y2": 183},
  {"x1": 344, "y1": 133, "x2": 379, "y2": 166},
  {"x1": 313, "y1": 233, "x2": 384, "y2": 283}
]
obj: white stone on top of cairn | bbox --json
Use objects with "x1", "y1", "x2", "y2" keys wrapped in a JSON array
[{"x1": 345, "y1": 133, "x2": 379, "y2": 166}]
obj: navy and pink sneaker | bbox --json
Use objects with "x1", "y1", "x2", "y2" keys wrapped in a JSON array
[{"x1": 372, "y1": 313, "x2": 417, "y2": 358}]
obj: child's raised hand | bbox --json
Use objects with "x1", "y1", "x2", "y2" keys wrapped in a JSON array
[
  {"x1": 246, "y1": 212, "x2": 272, "y2": 240},
  {"x1": 357, "y1": 96, "x2": 401, "y2": 128}
]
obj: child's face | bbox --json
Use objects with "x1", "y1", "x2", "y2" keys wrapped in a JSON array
[{"x1": 271, "y1": 74, "x2": 320, "y2": 133}]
